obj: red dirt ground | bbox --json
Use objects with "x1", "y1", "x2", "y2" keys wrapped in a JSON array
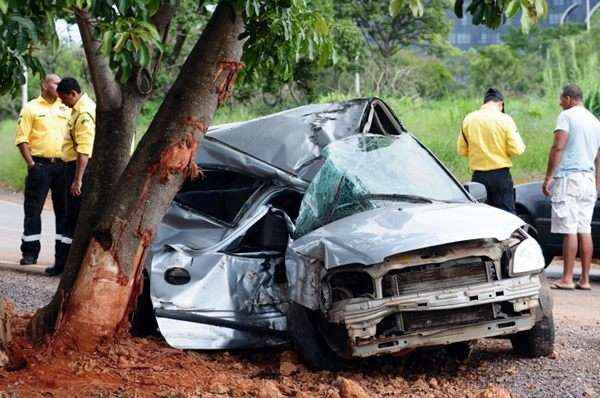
[{"x1": 0, "y1": 311, "x2": 512, "y2": 398}]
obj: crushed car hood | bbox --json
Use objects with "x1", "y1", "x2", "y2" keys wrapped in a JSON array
[{"x1": 290, "y1": 202, "x2": 525, "y2": 268}]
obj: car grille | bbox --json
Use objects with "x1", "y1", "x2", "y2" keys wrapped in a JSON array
[
  {"x1": 382, "y1": 257, "x2": 490, "y2": 297},
  {"x1": 402, "y1": 304, "x2": 495, "y2": 331}
]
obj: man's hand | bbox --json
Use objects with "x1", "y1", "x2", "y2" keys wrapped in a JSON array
[
  {"x1": 542, "y1": 176, "x2": 554, "y2": 197},
  {"x1": 27, "y1": 161, "x2": 36, "y2": 170},
  {"x1": 70, "y1": 179, "x2": 83, "y2": 197}
]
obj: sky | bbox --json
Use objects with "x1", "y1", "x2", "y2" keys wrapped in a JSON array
[{"x1": 55, "y1": 19, "x2": 82, "y2": 45}]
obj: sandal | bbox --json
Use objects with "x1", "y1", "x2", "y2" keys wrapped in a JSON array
[
  {"x1": 550, "y1": 282, "x2": 575, "y2": 290},
  {"x1": 575, "y1": 282, "x2": 592, "y2": 291}
]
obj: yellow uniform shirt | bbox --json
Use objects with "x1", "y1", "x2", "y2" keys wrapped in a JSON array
[
  {"x1": 62, "y1": 93, "x2": 96, "y2": 162},
  {"x1": 15, "y1": 96, "x2": 71, "y2": 158},
  {"x1": 457, "y1": 106, "x2": 526, "y2": 171}
]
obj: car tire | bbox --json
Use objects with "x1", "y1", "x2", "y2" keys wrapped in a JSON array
[
  {"x1": 542, "y1": 249, "x2": 554, "y2": 266},
  {"x1": 517, "y1": 212, "x2": 553, "y2": 266},
  {"x1": 130, "y1": 271, "x2": 159, "y2": 337},
  {"x1": 446, "y1": 340, "x2": 476, "y2": 362},
  {"x1": 510, "y1": 276, "x2": 555, "y2": 358},
  {"x1": 287, "y1": 302, "x2": 350, "y2": 371}
]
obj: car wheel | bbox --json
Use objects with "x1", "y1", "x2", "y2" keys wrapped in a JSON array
[
  {"x1": 517, "y1": 212, "x2": 532, "y2": 226},
  {"x1": 287, "y1": 302, "x2": 351, "y2": 371},
  {"x1": 518, "y1": 212, "x2": 553, "y2": 266},
  {"x1": 446, "y1": 340, "x2": 476, "y2": 362},
  {"x1": 542, "y1": 249, "x2": 554, "y2": 266},
  {"x1": 510, "y1": 276, "x2": 555, "y2": 358},
  {"x1": 130, "y1": 271, "x2": 159, "y2": 337}
]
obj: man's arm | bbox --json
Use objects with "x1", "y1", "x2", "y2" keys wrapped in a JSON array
[
  {"x1": 457, "y1": 130, "x2": 468, "y2": 157},
  {"x1": 542, "y1": 130, "x2": 569, "y2": 196},
  {"x1": 17, "y1": 143, "x2": 35, "y2": 169},
  {"x1": 70, "y1": 153, "x2": 89, "y2": 197},
  {"x1": 457, "y1": 119, "x2": 469, "y2": 157},
  {"x1": 70, "y1": 112, "x2": 94, "y2": 197},
  {"x1": 15, "y1": 108, "x2": 35, "y2": 169},
  {"x1": 505, "y1": 118, "x2": 526, "y2": 156},
  {"x1": 595, "y1": 149, "x2": 600, "y2": 194}
]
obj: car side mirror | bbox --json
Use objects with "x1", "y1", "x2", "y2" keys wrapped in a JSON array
[{"x1": 464, "y1": 182, "x2": 487, "y2": 203}]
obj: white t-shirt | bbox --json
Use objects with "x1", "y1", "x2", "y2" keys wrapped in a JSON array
[{"x1": 554, "y1": 105, "x2": 600, "y2": 177}]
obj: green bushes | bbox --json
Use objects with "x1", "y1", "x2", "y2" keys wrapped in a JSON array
[
  {"x1": 468, "y1": 44, "x2": 541, "y2": 95},
  {"x1": 0, "y1": 120, "x2": 26, "y2": 191},
  {"x1": 585, "y1": 87, "x2": 600, "y2": 118}
]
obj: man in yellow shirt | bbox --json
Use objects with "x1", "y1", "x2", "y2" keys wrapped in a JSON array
[
  {"x1": 457, "y1": 88, "x2": 526, "y2": 213},
  {"x1": 15, "y1": 74, "x2": 71, "y2": 267},
  {"x1": 45, "y1": 77, "x2": 96, "y2": 276}
]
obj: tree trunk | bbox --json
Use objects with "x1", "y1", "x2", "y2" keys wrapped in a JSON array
[
  {"x1": 28, "y1": 2, "x2": 176, "y2": 343},
  {"x1": 51, "y1": 2, "x2": 244, "y2": 351},
  {"x1": 28, "y1": 92, "x2": 144, "y2": 342}
]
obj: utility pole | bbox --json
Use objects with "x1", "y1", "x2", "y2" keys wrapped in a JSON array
[
  {"x1": 20, "y1": 66, "x2": 27, "y2": 109},
  {"x1": 354, "y1": 55, "x2": 361, "y2": 96},
  {"x1": 587, "y1": 0, "x2": 591, "y2": 30}
]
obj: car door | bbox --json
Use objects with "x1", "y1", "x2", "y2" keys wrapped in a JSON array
[{"x1": 150, "y1": 182, "x2": 298, "y2": 350}]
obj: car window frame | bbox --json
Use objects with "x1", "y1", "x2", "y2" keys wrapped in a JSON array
[{"x1": 173, "y1": 166, "x2": 268, "y2": 228}]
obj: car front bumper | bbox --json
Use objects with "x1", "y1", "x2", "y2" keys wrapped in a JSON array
[{"x1": 328, "y1": 274, "x2": 542, "y2": 357}]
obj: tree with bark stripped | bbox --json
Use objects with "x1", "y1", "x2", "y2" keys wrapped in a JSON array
[{"x1": 1, "y1": 0, "x2": 333, "y2": 351}]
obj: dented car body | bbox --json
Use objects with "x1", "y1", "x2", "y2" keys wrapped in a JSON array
[{"x1": 146, "y1": 98, "x2": 554, "y2": 368}]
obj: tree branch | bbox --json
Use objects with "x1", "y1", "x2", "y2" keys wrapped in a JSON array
[
  {"x1": 75, "y1": 8, "x2": 121, "y2": 111},
  {"x1": 150, "y1": 0, "x2": 178, "y2": 78},
  {"x1": 168, "y1": 21, "x2": 188, "y2": 66}
]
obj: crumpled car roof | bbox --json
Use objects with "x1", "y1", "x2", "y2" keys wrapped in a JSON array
[{"x1": 197, "y1": 98, "x2": 404, "y2": 186}]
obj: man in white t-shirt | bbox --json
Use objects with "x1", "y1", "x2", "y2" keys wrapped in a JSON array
[{"x1": 542, "y1": 84, "x2": 600, "y2": 290}]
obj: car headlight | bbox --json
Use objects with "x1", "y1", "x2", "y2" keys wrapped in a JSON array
[{"x1": 510, "y1": 237, "x2": 545, "y2": 276}]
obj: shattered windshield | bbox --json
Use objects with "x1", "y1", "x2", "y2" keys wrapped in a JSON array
[{"x1": 294, "y1": 134, "x2": 469, "y2": 237}]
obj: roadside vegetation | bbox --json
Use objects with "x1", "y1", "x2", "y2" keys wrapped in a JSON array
[
  {"x1": 1, "y1": 10, "x2": 598, "y2": 192},
  {"x1": 0, "y1": 95, "x2": 561, "y2": 191}
]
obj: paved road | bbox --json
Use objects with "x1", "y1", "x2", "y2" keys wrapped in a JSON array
[{"x1": 0, "y1": 198, "x2": 55, "y2": 266}]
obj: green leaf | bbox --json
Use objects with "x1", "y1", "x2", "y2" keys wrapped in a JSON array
[
  {"x1": 314, "y1": 14, "x2": 329, "y2": 35},
  {"x1": 139, "y1": 43, "x2": 150, "y2": 67},
  {"x1": 114, "y1": 33, "x2": 129, "y2": 53},
  {"x1": 147, "y1": 0, "x2": 161, "y2": 15},
  {"x1": 101, "y1": 30, "x2": 114, "y2": 56},
  {"x1": 118, "y1": 0, "x2": 128, "y2": 15},
  {"x1": 454, "y1": 0, "x2": 464, "y2": 18},
  {"x1": 245, "y1": 0, "x2": 252, "y2": 17},
  {"x1": 534, "y1": 0, "x2": 547, "y2": 18},
  {"x1": 131, "y1": 35, "x2": 141, "y2": 51},
  {"x1": 0, "y1": 0, "x2": 8, "y2": 14},
  {"x1": 407, "y1": 0, "x2": 424, "y2": 18},
  {"x1": 389, "y1": 0, "x2": 404, "y2": 17},
  {"x1": 505, "y1": 0, "x2": 521, "y2": 18},
  {"x1": 520, "y1": 4, "x2": 532, "y2": 33}
]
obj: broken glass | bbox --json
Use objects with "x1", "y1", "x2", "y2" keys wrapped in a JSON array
[{"x1": 294, "y1": 134, "x2": 469, "y2": 237}]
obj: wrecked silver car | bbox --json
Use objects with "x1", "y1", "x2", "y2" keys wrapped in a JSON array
[{"x1": 141, "y1": 98, "x2": 554, "y2": 369}]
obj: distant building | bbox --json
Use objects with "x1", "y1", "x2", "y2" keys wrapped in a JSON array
[{"x1": 449, "y1": 0, "x2": 599, "y2": 49}]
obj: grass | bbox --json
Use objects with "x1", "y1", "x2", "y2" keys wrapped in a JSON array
[
  {"x1": 214, "y1": 94, "x2": 558, "y2": 183},
  {"x1": 386, "y1": 96, "x2": 557, "y2": 183},
  {"x1": 0, "y1": 120, "x2": 26, "y2": 191},
  {"x1": 0, "y1": 95, "x2": 560, "y2": 191}
]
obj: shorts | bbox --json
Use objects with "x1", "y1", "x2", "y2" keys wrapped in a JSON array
[{"x1": 551, "y1": 172, "x2": 597, "y2": 234}]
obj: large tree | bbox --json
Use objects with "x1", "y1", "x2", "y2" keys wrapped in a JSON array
[
  {"x1": 337, "y1": 0, "x2": 453, "y2": 59},
  {"x1": 0, "y1": 0, "x2": 548, "y2": 354},
  {"x1": 1, "y1": 0, "x2": 332, "y2": 350}
]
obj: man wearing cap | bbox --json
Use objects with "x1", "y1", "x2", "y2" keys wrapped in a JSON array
[
  {"x1": 44, "y1": 77, "x2": 96, "y2": 276},
  {"x1": 457, "y1": 88, "x2": 526, "y2": 213},
  {"x1": 15, "y1": 74, "x2": 71, "y2": 268},
  {"x1": 543, "y1": 84, "x2": 600, "y2": 290}
]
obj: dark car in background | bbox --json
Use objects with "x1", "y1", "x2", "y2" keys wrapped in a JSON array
[{"x1": 515, "y1": 182, "x2": 600, "y2": 264}]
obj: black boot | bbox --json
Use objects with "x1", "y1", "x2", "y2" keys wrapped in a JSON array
[
  {"x1": 19, "y1": 256, "x2": 37, "y2": 265},
  {"x1": 45, "y1": 265, "x2": 63, "y2": 276}
]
